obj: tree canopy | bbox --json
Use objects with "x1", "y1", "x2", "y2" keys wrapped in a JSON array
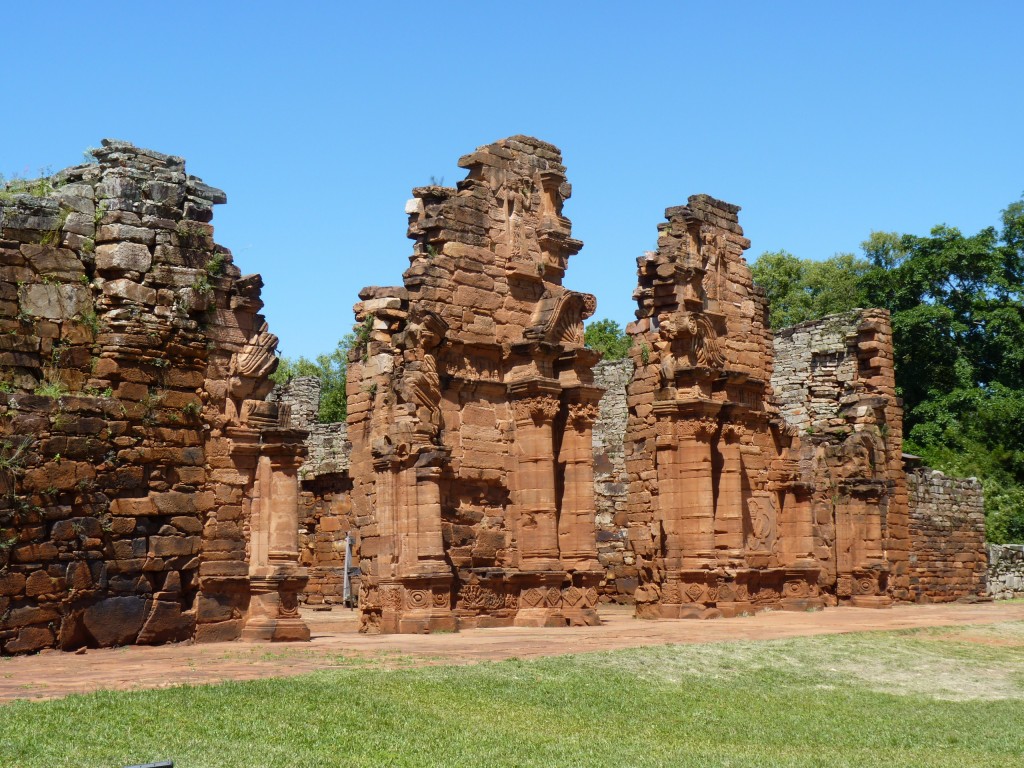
[
  {"x1": 751, "y1": 251, "x2": 872, "y2": 328},
  {"x1": 584, "y1": 318, "x2": 632, "y2": 360},
  {"x1": 752, "y1": 194, "x2": 1024, "y2": 543},
  {"x1": 270, "y1": 333, "x2": 353, "y2": 423}
]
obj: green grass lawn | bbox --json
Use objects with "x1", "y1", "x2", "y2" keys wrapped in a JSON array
[{"x1": 1, "y1": 622, "x2": 1022, "y2": 768}]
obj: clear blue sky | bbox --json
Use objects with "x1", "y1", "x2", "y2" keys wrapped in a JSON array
[{"x1": 5, "y1": 2, "x2": 1022, "y2": 359}]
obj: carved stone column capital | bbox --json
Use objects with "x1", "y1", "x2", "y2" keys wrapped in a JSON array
[
  {"x1": 512, "y1": 394, "x2": 561, "y2": 426},
  {"x1": 567, "y1": 401, "x2": 600, "y2": 429},
  {"x1": 722, "y1": 423, "x2": 744, "y2": 443},
  {"x1": 678, "y1": 417, "x2": 717, "y2": 441}
]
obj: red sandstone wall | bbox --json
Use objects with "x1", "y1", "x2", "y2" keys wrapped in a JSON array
[
  {"x1": 0, "y1": 141, "x2": 290, "y2": 653},
  {"x1": 348, "y1": 136, "x2": 604, "y2": 632}
]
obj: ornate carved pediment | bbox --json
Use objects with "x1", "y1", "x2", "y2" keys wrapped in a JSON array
[
  {"x1": 657, "y1": 310, "x2": 725, "y2": 379},
  {"x1": 526, "y1": 290, "x2": 596, "y2": 350}
]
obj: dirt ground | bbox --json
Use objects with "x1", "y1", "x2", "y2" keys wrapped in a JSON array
[{"x1": 2, "y1": 601, "x2": 1022, "y2": 703}]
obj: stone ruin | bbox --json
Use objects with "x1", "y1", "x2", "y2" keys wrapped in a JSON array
[
  {"x1": 773, "y1": 310, "x2": 910, "y2": 604},
  {"x1": 0, "y1": 141, "x2": 308, "y2": 654},
  {"x1": 624, "y1": 197, "x2": 827, "y2": 617},
  {"x1": 0, "y1": 135, "x2": 992, "y2": 653},
  {"x1": 269, "y1": 376, "x2": 353, "y2": 606},
  {"x1": 347, "y1": 136, "x2": 604, "y2": 632}
]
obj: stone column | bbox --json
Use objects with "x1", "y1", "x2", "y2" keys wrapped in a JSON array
[
  {"x1": 850, "y1": 494, "x2": 892, "y2": 608},
  {"x1": 242, "y1": 434, "x2": 310, "y2": 642},
  {"x1": 511, "y1": 391, "x2": 565, "y2": 627},
  {"x1": 557, "y1": 396, "x2": 602, "y2": 626},
  {"x1": 558, "y1": 398, "x2": 601, "y2": 569},
  {"x1": 715, "y1": 424, "x2": 745, "y2": 560},
  {"x1": 676, "y1": 417, "x2": 718, "y2": 569},
  {"x1": 374, "y1": 459, "x2": 455, "y2": 634},
  {"x1": 396, "y1": 463, "x2": 455, "y2": 633},
  {"x1": 512, "y1": 393, "x2": 562, "y2": 570}
]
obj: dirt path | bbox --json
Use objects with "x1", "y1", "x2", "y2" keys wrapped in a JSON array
[{"x1": 2, "y1": 601, "x2": 1023, "y2": 703}]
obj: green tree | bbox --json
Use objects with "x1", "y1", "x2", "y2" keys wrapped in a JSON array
[
  {"x1": 584, "y1": 318, "x2": 631, "y2": 360},
  {"x1": 271, "y1": 333, "x2": 353, "y2": 423},
  {"x1": 751, "y1": 251, "x2": 871, "y2": 329}
]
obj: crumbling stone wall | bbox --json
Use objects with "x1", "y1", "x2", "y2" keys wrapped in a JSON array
[
  {"x1": 773, "y1": 309, "x2": 910, "y2": 604},
  {"x1": 988, "y1": 544, "x2": 1024, "y2": 599},
  {"x1": 0, "y1": 141, "x2": 308, "y2": 654},
  {"x1": 271, "y1": 376, "x2": 357, "y2": 605},
  {"x1": 625, "y1": 196, "x2": 827, "y2": 619},
  {"x1": 348, "y1": 136, "x2": 604, "y2": 633},
  {"x1": 592, "y1": 359, "x2": 633, "y2": 601},
  {"x1": 907, "y1": 468, "x2": 986, "y2": 601}
]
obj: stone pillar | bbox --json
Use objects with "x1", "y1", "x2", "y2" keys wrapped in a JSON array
[
  {"x1": 558, "y1": 398, "x2": 601, "y2": 568},
  {"x1": 396, "y1": 464, "x2": 455, "y2": 633},
  {"x1": 715, "y1": 424, "x2": 745, "y2": 560},
  {"x1": 242, "y1": 434, "x2": 311, "y2": 642},
  {"x1": 512, "y1": 393, "x2": 562, "y2": 571},
  {"x1": 676, "y1": 417, "x2": 718, "y2": 569},
  {"x1": 374, "y1": 460, "x2": 455, "y2": 634},
  {"x1": 511, "y1": 390, "x2": 565, "y2": 627},
  {"x1": 557, "y1": 396, "x2": 602, "y2": 626},
  {"x1": 851, "y1": 495, "x2": 892, "y2": 608}
]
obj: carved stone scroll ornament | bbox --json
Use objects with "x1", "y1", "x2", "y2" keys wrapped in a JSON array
[
  {"x1": 228, "y1": 321, "x2": 279, "y2": 402},
  {"x1": 747, "y1": 495, "x2": 778, "y2": 553}
]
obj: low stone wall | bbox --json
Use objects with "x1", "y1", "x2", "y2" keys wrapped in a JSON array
[
  {"x1": 592, "y1": 359, "x2": 633, "y2": 602},
  {"x1": 907, "y1": 468, "x2": 987, "y2": 601},
  {"x1": 988, "y1": 544, "x2": 1024, "y2": 599}
]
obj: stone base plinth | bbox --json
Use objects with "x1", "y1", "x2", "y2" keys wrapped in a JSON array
[
  {"x1": 360, "y1": 575, "x2": 455, "y2": 634},
  {"x1": 635, "y1": 566, "x2": 823, "y2": 619},
  {"x1": 242, "y1": 570, "x2": 310, "y2": 643},
  {"x1": 241, "y1": 617, "x2": 311, "y2": 642},
  {"x1": 849, "y1": 595, "x2": 893, "y2": 608}
]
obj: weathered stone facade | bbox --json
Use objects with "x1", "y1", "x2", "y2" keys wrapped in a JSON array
[
  {"x1": 1, "y1": 137, "x2": 996, "y2": 655},
  {"x1": 772, "y1": 309, "x2": 910, "y2": 605},
  {"x1": 593, "y1": 358, "x2": 634, "y2": 601},
  {"x1": 348, "y1": 136, "x2": 604, "y2": 633},
  {"x1": 271, "y1": 376, "x2": 356, "y2": 606},
  {"x1": 0, "y1": 141, "x2": 308, "y2": 654},
  {"x1": 625, "y1": 196, "x2": 826, "y2": 618},
  {"x1": 907, "y1": 467, "x2": 987, "y2": 601},
  {"x1": 988, "y1": 544, "x2": 1024, "y2": 599}
]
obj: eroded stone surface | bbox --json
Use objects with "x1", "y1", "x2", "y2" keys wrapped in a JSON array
[
  {"x1": 773, "y1": 309, "x2": 910, "y2": 607},
  {"x1": 624, "y1": 196, "x2": 826, "y2": 618},
  {"x1": 0, "y1": 141, "x2": 308, "y2": 654},
  {"x1": 349, "y1": 136, "x2": 603, "y2": 632}
]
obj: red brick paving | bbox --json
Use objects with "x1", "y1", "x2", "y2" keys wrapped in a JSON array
[{"x1": 2, "y1": 601, "x2": 1022, "y2": 703}]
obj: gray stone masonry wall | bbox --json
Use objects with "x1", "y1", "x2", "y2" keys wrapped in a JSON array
[
  {"x1": 987, "y1": 544, "x2": 1024, "y2": 599},
  {"x1": 907, "y1": 468, "x2": 987, "y2": 601},
  {"x1": 270, "y1": 377, "x2": 350, "y2": 479},
  {"x1": 272, "y1": 377, "x2": 355, "y2": 604},
  {"x1": 592, "y1": 359, "x2": 633, "y2": 601}
]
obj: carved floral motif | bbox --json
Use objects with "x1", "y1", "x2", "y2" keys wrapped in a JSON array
[
  {"x1": 512, "y1": 396, "x2": 561, "y2": 425},
  {"x1": 678, "y1": 418, "x2": 718, "y2": 441},
  {"x1": 568, "y1": 402, "x2": 600, "y2": 428}
]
